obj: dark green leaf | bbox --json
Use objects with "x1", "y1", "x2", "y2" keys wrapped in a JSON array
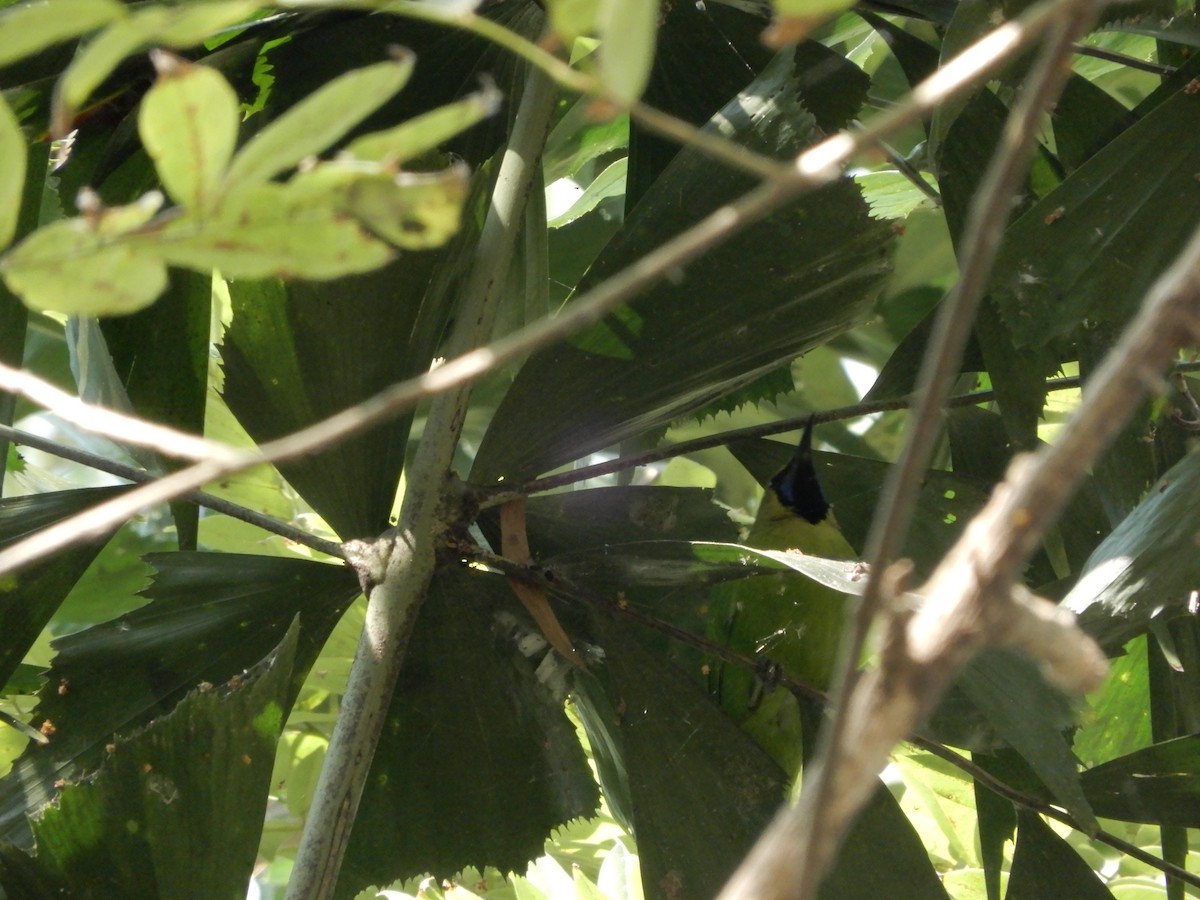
[
  {"x1": 974, "y1": 767, "x2": 1015, "y2": 900},
  {"x1": 221, "y1": 256, "x2": 443, "y2": 540},
  {"x1": 627, "y1": 1, "x2": 767, "y2": 208},
  {"x1": 474, "y1": 49, "x2": 894, "y2": 483},
  {"x1": 0, "y1": 552, "x2": 358, "y2": 846},
  {"x1": 578, "y1": 609, "x2": 787, "y2": 900},
  {"x1": 335, "y1": 566, "x2": 598, "y2": 897},
  {"x1": 578, "y1": 609, "x2": 947, "y2": 900},
  {"x1": 477, "y1": 486, "x2": 738, "y2": 559},
  {"x1": 0, "y1": 486, "x2": 130, "y2": 691},
  {"x1": 1079, "y1": 331, "x2": 1162, "y2": 528},
  {"x1": 821, "y1": 784, "x2": 950, "y2": 900},
  {"x1": 989, "y1": 56, "x2": 1200, "y2": 350},
  {"x1": 1082, "y1": 735, "x2": 1200, "y2": 827},
  {"x1": 957, "y1": 649, "x2": 1095, "y2": 832},
  {"x1": 0, "y1": 621, "x2": 297, "y2": 899},
  {"x1": 101, "y1": 268, "x2": 211, "y2": 549},
  {"x1": 940, "y1": 89, "x2": 1056, "y2": 447},
  {"x1": 256, "y1": 3, "x2": 544, "y2": 170},
  {"x1": 1006, "y1": 810, "x2": 1115, "y2": 899},
  {"x1": 1052, "y1": 75, "x2": 1136, "y2": 174}
]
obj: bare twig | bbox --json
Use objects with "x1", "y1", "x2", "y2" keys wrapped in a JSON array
[
  {"x1": 0, "y1": 424, "x2": 345, "y2": 559},
  {"x1": 506, "y1": 361, "x2": 1200, "y2": 499},
  {"x1": 1073, "y1": 42, "x2": 1176, "y2": 76},
  {"x1": 719, "y1": 1, "x2": 1106, "y2": 896},
  {"x1": 0, "y1": 0, "x2": 1089, "y2": 580},
  {"x1": 0, "y1": 361, "x2": 240, "y2": 464}
]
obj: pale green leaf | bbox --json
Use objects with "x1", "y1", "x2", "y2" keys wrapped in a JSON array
[
  {"x1": 0, "y1": 96, "x2": 26, "y2": 251},
  {"x1": 285, "y1": 158, "x2": 469, "y2": 249},
  {"x1": 854, "y1": 169, "x2": 940, "y2": 220},
  {"x1": 344, "y1": 83, "x2": 502, "y2": 164},
  {"x1": 0, "y1": 0, "x2": 126, "y2": 68},
  {"x1": 139, "y1": 53, "x2": 240, "y2": 210},
  {"x1": 547, "y1": 157, "x2": 626, "y2": 227},
  {"x1": 50, "y1": 2, "x2": 259, "y2": 135},
  {"x1": 770, "y1": 0, "x2": 859, "y2": 43},
  {"x1": 545, "y1": 0, "x2": 599, "y2": 44},
  {"x1": 223, "y1": 55, "x2": 417, "y2": 191},
  {"x1": 0, "y1": 218, "x2": 168, "y2": 315},
  {"x1": 596, "y1": 0, "x2": 659, "y2": 104},
  {"x1": 150, "y1": 0, "x2": 260, "y2": 45},
  {"x1": 341, "y1": 165, "x2": 469, "y2": 249},
  {"x1": 157, "y1": 183, "x2": 395, "y2": 279}
]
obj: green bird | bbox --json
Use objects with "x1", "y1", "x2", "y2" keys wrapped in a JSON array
[{"x1": 710, "y1": 415, "x2": 856, "y2": 778}]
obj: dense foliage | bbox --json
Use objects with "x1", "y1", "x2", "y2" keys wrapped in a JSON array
[{"x1": 2, "y1": 0, "x2": 1200, "y2": 898}]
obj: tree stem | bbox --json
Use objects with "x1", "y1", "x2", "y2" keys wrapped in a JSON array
[{"x1": 284, "y1": 64, "x2": 558, "y2": 900}]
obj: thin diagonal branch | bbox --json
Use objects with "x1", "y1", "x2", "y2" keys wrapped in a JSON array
[
  {"x1": 0, "y1": 362, "x2": 240, "y2": 464},
  {"x1": 0, "y1": 424, "x2": 345, "y2": 559},
  {"x1": 505, "y1": 361, "x2": 1200, "y2": 499},
  {"x1": 0, "y1": 0, "x2": 1086, "y2": 580}
]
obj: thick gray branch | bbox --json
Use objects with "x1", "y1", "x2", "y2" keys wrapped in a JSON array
[{"x1": 284, "y1": 64, "x2": 558, "y2": 900}]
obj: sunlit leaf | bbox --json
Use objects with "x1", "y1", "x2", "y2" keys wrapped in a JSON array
[
  {"x1": 223, "y1": 55, "x2": 417, "y2": 192},
  {"x1": 1064, "y1": 447, "x2": 1200, "y2": 651},
  {"x1": 547, "y1": 158, "x2": 626, "y2": 228},
  {"x1": 545, "y1": 0, "x2": 598, "y2": 44},
  {"x1": 50, "y1": 1, "x2": 260, "y2": 135},
  {"x1": 139, "y1": 52, "x2": 240, "y2": 210},
  {"x1": 339, "y1": 164, "x2": 470, "y2": 250},
  {"x1": 0, "y1": 0, "x2": 125, "y2": 68},
  {"x1": 0, "y1": 216, "x2": 168, "y2": 316},
  {"x1": 596, "y1": 0, "x2": 660, "y2": 104},
  {"x1": 767, "y1": 0, "x2": 859, "y2": 46},
  {"x1": 344, "y1": 83, "x2": 503, "y2": 164},
  {"x1": 0, "y1": 97, "x2": 26, "y2": 251},
  {"x1": 157, "y1": 182, "x2": 395, "y2": 280}
]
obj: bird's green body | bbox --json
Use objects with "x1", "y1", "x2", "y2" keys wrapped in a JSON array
[{"x1": 709, "y1": 417, "x2": 855, "y2": 776}]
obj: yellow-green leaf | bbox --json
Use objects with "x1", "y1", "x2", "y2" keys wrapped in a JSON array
[
  {"x1": 344, "y1": 83, "x2": 502, "y2": 164},
  {"x1": 0, "y1": 0, "x2": 126, "y2": 68},
  {"x1": 140, "y1": 52, "x2": 240, "y2": 210},
  {"x1": 222, "y1": 55, "x2": 417, "y2": 191},
  {"x1": 0, "y1": 96, "x2": 27, "y2": 250},
  {"x1": 50, "y1": 1, "x2": 258, "y2": 135},
  {"x1": 0, "y1": 218, "x2": 168, "y2": 315},
  {"x1": 343, "y1": 165, "x2": 470, "y2": 249},
  {"x1": 766, "y1": 0, "x2": 857, "y2": 46},
  {"x1": 596, "y1": 0, "x2": 659, "y2": 105},
  {"x1": 157, "y1": 184, "x2": 395, "y2": 280},
  {"x1": 545, "y1": 0, "x2": 599, "y2": 45}
]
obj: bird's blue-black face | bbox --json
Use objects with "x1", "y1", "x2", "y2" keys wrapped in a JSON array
[{"x1": 769, "y1": 415, "x2": 831, "y2": 526}]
